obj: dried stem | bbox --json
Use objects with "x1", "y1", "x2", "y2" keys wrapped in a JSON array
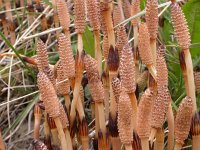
[
  {"x1": 94, "y1": 30, "x2": 102, "y2": 74},
  {"x1": 34, "y1": 106, "x2": 42, "y2": 140},
  {"x1": 141, "y1": 138, "x2": 149, "y2": 150},
  {"x1": 64, "y1": 128, "x2": 73, "y2": 150},
  {"x1": 155, "y1": 128, "x2": 164, "y2": 150},
  {"x1": 64, "y1": 94, "x2": 71, "y2": 115},
  {"x1": 192, "y1": 135, "x2": 200, "y2": 150},
  {"x1": 183, "y1": 50, "x2": 197, "y2": 112},
  {"x1": 167, "y1": 103, "x2": 174, "y2": 150},
  {"x1": 51, "y1": 129, "x2": 60, "y2": 147},
  {"x1": 97, "y1": 103, "x2": 107, "y2": 137},
  {"x1": 109, "y1": 71, "x2": 118, "y2": 120},
  {"x1": 70, "y1": 52, "x2": 83, "y2": 126},
  {"x1": 150, "y1": 39, "x2": 157, "y2": 65},
  {"x1": 81, "y1": 136, "x2": 89, "y2": 150},
  {"x1": 54, "y1": 117, "x2": 70, "y2": 150},
  {"x1": 125, "y1": 144, "x2": 133, "y2": 150},
  {"x1": 111, "y1": 137, "x2": 121, "y2": 150},
  {"x1": 44, "y1": 112, "x2": 51, "y2": 149},
  {"x1": 174, "y1": 142, "x2": 182, "y2": 150}
]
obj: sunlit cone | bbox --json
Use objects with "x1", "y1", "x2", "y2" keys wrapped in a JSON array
[
  {"x1": 74, "y1": 0, "x2": 85, "y2": 33},
  {"x1": 119, "y1": 44, "x2": 136, "y2": 93},
  {"x1": 84, "y1": 54, "x2": 104, "y2": 103},
  {"x1": 118, "y1": 89, "x2": 133, "y2": 144},
  {"x1": 116, "y1": 26, "x2": 128, "y2": 58},
  {"x1": 138, "y1": 23, "x2": 154, "y2": 66},
  {"x1": 175, "y1": 96, "x2": 193, "y2": 145},
  {"x1": 36, "y1": 40, "x2": 49, "y2": 72},
  {"x1": 86, "y1": 0, "x2": 100, "y2": 31},
  {"x1": 131, "y1": 0, "x2": 140, "y2": 26},
  {"x1": 84, "y1": 54, "x2": 100, "y2": 81},
  {"x1": 171, "y1": 3, "x2": 191, "y2": 50},
  {"x1": 156, "y1": 45, "x2": 168, "y2": 88},
  {"x1": 56, "y1": 62, "x2": 70, "y2": 96},
  {"x1": 37, "y1": 72, "x2": 60, "y2": 118},
  {"x1": 137, "y1": 88, "x2": 154, "y2": 138},
  {"x1": 194, "y1": 70, "x2": 200, "y2": 93},
  {"x1": 145, "y1": 0, "x2": 158, "y2": 40},
  {"x1": 112, "y1": 77, "x2": 122, "y2": 104},
  {"x1": 36, "y1": 40, "x2": 56, "y2": 86},
  {"x1": 113, "y1": 5, "x2": 123, "y2": 27},
  {"x1": 122, "y1": 0, "x2": 131, "y2": 19},
  {"x1": 88, "y1": 79, "x2": 105, "y2": 103},
  {"x1": 58, "y1": 33, "x2": 75, "y2": 78},
  {"x1": 151, "y1": 85, "x2": 170, "y2": 128},
  {"x1": 57, "y1": 0, "x2": 70, "y2": 31},
  {"x1": 99, "y1": 2, "x2": 108, "y2": 34}
]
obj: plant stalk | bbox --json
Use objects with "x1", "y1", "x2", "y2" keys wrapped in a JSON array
[
  {"x1": 192, "y1": 135, "x2": 200, "y2": 150},
  {"x1": 141, "y1": 138, "x2": 149, "y2": 150},
  {"x1": 94, "y1": 30, "x2": 102, "y2": 74},
  {"x1": 167, "y1": 103, "x2": 174, "y2": 150}
]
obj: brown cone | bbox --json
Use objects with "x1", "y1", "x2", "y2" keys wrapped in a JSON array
[
  {"x1": 118, "y1": 89, "x2": 133, "y2": 144},
  {"x1": 56, "y1": 61, "x2": 70, "y2": 95},
  {"x1": 86, "y1": 0, "x2": 100, "y2": 31},
  {"x1": 131, "y1": 0, "x2": 140, "y2": 26},
  {"x1": 145, "y1": 0, "x2": 158, "y2": 40},
  {"x1": 58, "y1": 33, "x2": 75, "y2": 79},
  {"x1": 138, "y1": 23, "x2": 153, "y2": 66},
  {"x1": 151, "y1": 85, "x2": 170, "y2": 128},
  {"x1": 37, "y1": 72, "x2": 60, "y2": 118},
  {"x1": 74, "y1": 0, "x2": 85, "y2": 33},
  {"x1": 57, "y1": 0, "x2": 70, "y2": 31},
  {"x1": 119, "y1": 44, "x2": 136, "y2": 93},
  {"x1": 175, "y1": 96, "x2": 193, "y2": 145},
  {"x1": 137, "y1": 88, "x2": 154, "y2": 138},
  {"x1": 171, "y1": 3, "x2": 191, "y2": 50},
  {"x1": 112, "y1": 77, "x2": 122, "y2": 104}
]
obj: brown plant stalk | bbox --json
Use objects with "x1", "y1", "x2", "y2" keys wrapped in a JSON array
[
  {"x1": 107, "y1": 46, "x2": 121, "y2": 150},
  {"x1": 102, "y1": 71, "x2": 110, "y2": 121},
  {"x1": 191, "y1": 111, "x2": 200, "y2": 150},
  {"x1": 34, "y1": 103, "x2": 42, "y2": 140},
  {"x1": 171, "y1": 2, "x2": 196, "y2": 112},
  {"x1": 167, "y1": 102, "x2": 174, "y2": 150},
  {"x1": 48, "y1": 117, "x2": 60, "y2": 149}
]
